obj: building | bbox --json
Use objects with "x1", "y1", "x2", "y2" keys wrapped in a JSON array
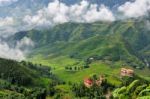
[
  {"x1": 84, "y1": 78, "x2": 93, "y2": 88},
  {"x1": 96, "y1": 75, "x2": 105, "y2": 86},
  {"x1": 84, "y1": 75, "x2": 105, "y2": 88},
  {"x1": 120, "y1": 68, "x2": 134, "y2": 77}
]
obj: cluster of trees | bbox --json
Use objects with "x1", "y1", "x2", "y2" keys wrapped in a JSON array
[
  {"x1": 0, "y1": 58, "x2": 65, "y2": 99},
  {"x1": 46, "y1": 80, "x2": 67, "y2": 98},
  {"x1": 71, "y1": 74, "x2": 150, "y2": 99},
  {"x1": 71, "y1": 75, "x2": 114, "y2": 98},
  {"x1": 0, "y1": 58, "x2": 34, "y2": 85},
  {"x1": 64, "y1": 59, "x2": 91, "y2": 71},
  {"x1": 0, "y1": 79, "x2": 47, "y2": 99},
  {"x1": 0, "y1": 77, "x2": 66, "y2": 99},
  {"x1": 65, "y1": 66, "x2": 88, "y2": 71},
  {"x1": 0, "y1": 58, "x2": 60, "y2": 86},
  {"x1": 20, "y1": 61, "x2": 52, "y2": 78},
  {"x1": 72, "y1": 83, "x2": 114, "y2": 98}
]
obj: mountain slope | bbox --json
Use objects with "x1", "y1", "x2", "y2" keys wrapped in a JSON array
[
  {"x1": 0, "y1": 58, "x2": 60, "y2": 98},
  {"x1": 0, "y1": 58, "x2": 52, "y2": 86},
  {"x1": 10, "y1": 20, "x2": 150, "y2": 69},
  {"x1": 0, "y1": 58, "x2": 34, "y2": 85}
]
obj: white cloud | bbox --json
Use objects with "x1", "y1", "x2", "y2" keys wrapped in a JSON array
[
  {"x1": 0, "y1": 0, "x2": 18, "y2": 6},
  {"x1": 0, "y1": 27, "x2": 17, "y2": 37},
  {"x1": 16, "y1": 36, "x2": 34, "y2": 49},
  {"x1": 118, "y1": 0, "x2": 150, "y2": 18},
  {"x1": 0, "y1": 17, "x2": 14, "y2": 27},
  {"x1": 0, "y1": 40, "x2": 25, "y2": 61},
  {"x1": 1, "y1": 0, "x2": 150, "y2": 61},
  {"x1": 23, "y1": 0, "x2": 115, "y2": 27},
  {"x1": 0, "y1": 37, "x2": 34, "y2": 61},
  {"x1": 83, "y1": 5, "x2": 115, "y2": 22},
  {"x1": 0, "y1": 17, "x2": 18, "y2": 37}
]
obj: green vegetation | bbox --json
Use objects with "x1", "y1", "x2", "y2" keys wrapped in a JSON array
[
  {"x1": 11, "y1": 20, "x2": 149, "y2": 70},
  {"x1": 113, "y1": 79, "x2": 150, "y2": 99},
  {"x1": 0, "y1": 58, "x2": 62, "y2": 99},
  {"x1": 3, "y1": 19, "x2": 150, "y2": 98},
  {"x1": 10, "y1": 20, "x2": 149, "y2": 69}
]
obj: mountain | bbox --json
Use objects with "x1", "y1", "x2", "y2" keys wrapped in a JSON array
[
  {"x1": 1, "y1": 0, "x2": 150, "y2": 98},
  {"x1": 10, "y1": 19, "x2": 150, "y2": 69},
  {"x1": 2, "y1": 15, "x2": 150, "y2": 99}
]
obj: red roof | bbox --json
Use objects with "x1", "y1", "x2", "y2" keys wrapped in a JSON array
[{"x1": 84, "y1": 78, "x2": 93, "y2": 85}]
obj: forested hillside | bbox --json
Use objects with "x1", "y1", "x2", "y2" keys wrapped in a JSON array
[
  {"x1": 10, "y1": 19, "x2": 150, "y2": 69},
  {"x1": 0, "y1": 58, "x2": 62, "y2": 98},
  {"x1": 5, "y1": 19, "x2": 150, "y2": 98},
  {"x1": 0, "y1": 0, "x2": 150, "y2": 98}
]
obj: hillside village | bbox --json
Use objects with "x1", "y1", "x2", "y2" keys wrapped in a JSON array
[{"x1": 84, "y1": 68, "x2": 134, "y2": 88}]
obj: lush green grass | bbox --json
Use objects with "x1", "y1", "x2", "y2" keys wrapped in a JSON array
[
  {"x1": 0, "y1": 90, "x2": 7, "y2": 97},
  {"x1": 30, "y1": 55, "x2": 122, "y2": 86},
  {"x1": 15, "y1": 21, "x2": 149, "y2": 70},
  {"x1": 55, "y1": 61, "x2": 121, "y2": 85},
  {"x1": 0, "y1": 90, "x2": 23, "y2": 97},
  {"x1": 29, "y1": 54, "x2": 82, "y2": 70},
  {"x1": 30, "y1": 54, "x2": 150, "y2": 87},
  {"x1": 6, "y1": 18, "x2": 150, "y2": 99},
  {"x1": 55, "y1": 85, "x2": 71, "y2": 92},
  {"x1": 24, "y1": 20, "x2": 150, "y2": 89}
]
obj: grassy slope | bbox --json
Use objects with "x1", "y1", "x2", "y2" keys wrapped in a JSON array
[
  {"x1": 10, "y1": 20, "x2": 150, "y2": 84},
  {"x1": 54, "y1": 61, "x2": 122, "y2": 85},
  {"x1": 30, "y1": 54, "x2": 127, "y2": 85}
]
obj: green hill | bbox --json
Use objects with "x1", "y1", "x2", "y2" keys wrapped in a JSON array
[
  {"x1": 0, "y1": 58, "x2": 53, "y2": 86},
  {"x1": 3, "y1": 19, "x2": 150, "y2": 98},
  {"x1": 8, "y1": 20, "x2": 150, "y2": 83},
  {"x1": 0, "y1": 58, "x2": 58, "y2": 99},
  {"x1": 0, "y1": 58, "x2": 35, "y2": 86},
  {"x1": 11, "y1": 20, "x2": 149, "y2": 68}
]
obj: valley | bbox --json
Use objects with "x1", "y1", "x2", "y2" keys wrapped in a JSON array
[
  {"x1": 23, "y1": 20, "x2": 150, "y2": 82},
  {"x1": 0, "y1": 0, "x2": 150, "y2": 98},
  {"x1": 1, "y1": 19, "x2": 149, "y2": 98}
]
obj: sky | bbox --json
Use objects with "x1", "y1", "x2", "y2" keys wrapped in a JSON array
[
  {"x1": 0, "y1": 0, "x2": 150, "y2": 35},
  {"x1": 0, "y1": 0, "x2": 150, "y2": 60}
]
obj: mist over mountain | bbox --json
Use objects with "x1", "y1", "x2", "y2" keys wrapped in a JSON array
[
  {"x1": 0, "y1": 0, "x2": 149, "y2": 33},
  {"x1": 0, "y1": 0, "x2": 150, "y2": 98},
  {"x1": 0, "y1": 0, "x2": 150, "y2": 60},
  {"x1": 0, "y1": 0, "x2": 150, "y2": 64},
  {"x1": 10, "y1": 19, "x2": 150, "y2": 67},
  {"x1": 0, "y1": 0, "x2": 149, "y2": 34}
]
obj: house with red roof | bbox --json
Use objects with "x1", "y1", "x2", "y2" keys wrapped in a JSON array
[
  {"x1": 120, "y1": 68, "x2": 134, "y2": 77},
  {"x1": 84, "y1": 75, "x2": 105, "y2": 88},
  {"x1": 84, "y1": 78, "x2": 93, "y2": 88}
]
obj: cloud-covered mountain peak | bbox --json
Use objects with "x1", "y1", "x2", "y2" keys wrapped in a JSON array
[{"x1": 0, "y1": 0, "x2": 150, "y2": 60}]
